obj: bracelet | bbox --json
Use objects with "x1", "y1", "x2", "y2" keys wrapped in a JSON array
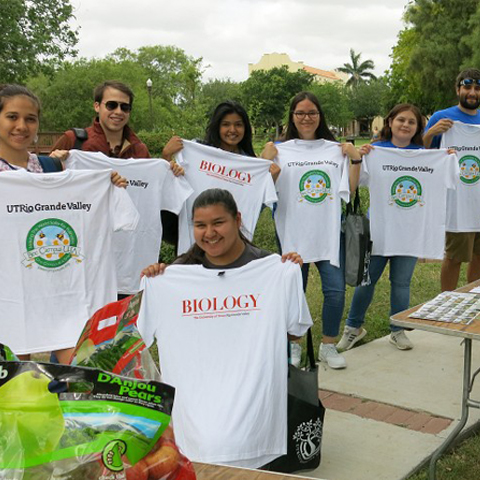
[{"x1": 350, "y1": 159, "x2": 362, "y2": 164}]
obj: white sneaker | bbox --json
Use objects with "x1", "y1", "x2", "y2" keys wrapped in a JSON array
[
  {"x1": 337, "y1": 325, "x2": 367, "y2": 351},
  {"x1": 389, "y1": 330, "x2": 413, "y2": 350},
  {"x1": 319, "y1": 343, "x2": 347, "y2": 369},
  {"x1": 290, "y1": 342, "x2": 302, "y2": 367}
]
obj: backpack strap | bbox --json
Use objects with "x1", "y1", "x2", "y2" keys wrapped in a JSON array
[
  {"x1": 37, "y1": 156, "x2": 63, "y2": 172},
  {"x1": 71, "y1": 128, "x2": 88, "y2": 150}
]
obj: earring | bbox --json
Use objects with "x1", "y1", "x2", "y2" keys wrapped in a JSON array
[{"x1": 34, "y1": 135, "x2": 39, "y2": 143}]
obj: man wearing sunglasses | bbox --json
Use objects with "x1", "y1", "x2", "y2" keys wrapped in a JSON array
[
  {"x1": 50, "y1": 80, "x2": 150, "y2": 159},
  {"x1": 424, "y1": 69, "x2": 480, "y2": 292},
  {"x1": 424, "y1": 69, "x2": 480, "y2": 149}
]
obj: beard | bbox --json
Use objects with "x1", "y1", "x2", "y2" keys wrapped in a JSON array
[{"x1": 459, "y1": 93, "x2": 480, "y2": 110}]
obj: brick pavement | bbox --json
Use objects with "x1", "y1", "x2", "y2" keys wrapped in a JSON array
[{"x1": 319, "y1": 389, "x2": 453, "y2": 434}]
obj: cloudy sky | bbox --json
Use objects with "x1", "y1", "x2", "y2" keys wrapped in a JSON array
[{"x1": 69, "y1": 0, "x2": 410, "y2": 82}]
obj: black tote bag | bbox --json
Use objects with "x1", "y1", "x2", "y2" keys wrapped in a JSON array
[
  {"x1": 268, "y1": 329, "x2": 325, "y2": 473},
  {"x1": 344, "y1": 188, "x2": 372, "y2": 287}
]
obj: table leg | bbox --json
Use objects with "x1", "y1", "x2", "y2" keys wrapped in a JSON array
[{"x1": 428, "y1": 339, "x2": 472, "y2": 480}]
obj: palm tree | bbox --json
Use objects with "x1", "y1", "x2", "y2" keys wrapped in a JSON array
[{"x1": 338, "y1": 49, "x2": 376, "y2": 87}]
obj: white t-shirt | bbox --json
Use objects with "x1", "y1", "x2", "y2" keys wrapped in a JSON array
[
  {"x1": 66, "y1": 151, "x2": 193, "y2": 293},
  {"x1": 274, "y1": 139, "x2": 350, "y2": 266},
  {"x1": 0, "y1": 169, "x2": 139, "y2": 354},
  {"x1": 176, "y1": 141, "x2": 277, "y2": 254},
  {"x1": 440, "y1": 122, "x2": 480, "y2": 232},
  {"x1": 362, "y1": 147, "x2": 458, "y2": 258},
  {"x1": 137, "y1": 255, "x2": 312, "y2": 468}
]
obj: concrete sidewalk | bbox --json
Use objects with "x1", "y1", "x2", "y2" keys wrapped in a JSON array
[{"x1": 302, "y1": 330, "x2": 480, "y2": 480}]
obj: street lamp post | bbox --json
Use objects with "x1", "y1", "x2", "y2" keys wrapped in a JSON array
[{"x1": 146, "y1": 78, "x2": 153, "y2": 129}]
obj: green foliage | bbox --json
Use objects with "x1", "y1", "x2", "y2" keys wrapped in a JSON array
[
  {"x1": 198, "y1": 79, "x2": 243, "y2": 119},
  {"x1": 28, "y1": 46, "x2": 206, "y2": 145},
  {"x1": 0, "y1": 0, "x2": 78, "y2": 82},
  {"x1": 338, "y1": 49, "x2": 376, "y2": 87},
  {"x1": 309, "y1": 82, "x2": 353, "y2": 129},
  {"x1": 348, "y1": 78, "x2": 389, "y2": 123},
  {"x1": 387, "y1": 0, "x2": 478, "y2": 114},
  {"x1": 241, "y1": 66, "x2": 314, "y2": 136}
]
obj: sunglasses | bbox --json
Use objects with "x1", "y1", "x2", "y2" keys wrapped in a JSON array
[
  {"x1": 459, "y1": 78, "x2": 480, "y2": 87},
  {"x1": 102, "y1": 101, "x2": 132, "y2": 113}
]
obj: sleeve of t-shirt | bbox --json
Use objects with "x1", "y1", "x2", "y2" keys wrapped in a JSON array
[
  {"x1": 137, "y1": 276, "x2": 158, "y2": 347},
  {"x1": 262, "y1": 171, "x2": 278, "y2": 207},
  {"x1": 338, "y1": 155, "x2": 350, "y2": 203},
  {"x1": 284, "y1": 261, "x2": 313, "y2": 337},
  {"x1": 446, "y1": 151, "x2": 460, "y2": 190},
  {"x1": 110, "y1": 184, "x2": 140, "y2": 232},
  {"x1": 160, "y1": 166, "x2": 194, "y2": 215},
  {"x1": 360, "y1": 153, "x2": 370, "y2": 187}
]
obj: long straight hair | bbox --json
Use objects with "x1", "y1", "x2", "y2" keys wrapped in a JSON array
[
  {"x1": 176, "y1": 189, "x2": 252, "y2": 265},
  {"x1": 283, "y1": 91, "x2": 336, "y2": 141},
  {"x1": 204, "y1": 101, "x2": 256, "y2": 157}
]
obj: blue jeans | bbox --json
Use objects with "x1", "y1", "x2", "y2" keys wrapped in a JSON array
[
  {"x1": 346, "y1": 255, "x2": 417, "y2": 332},
  {"x1": 301, "y1": 238, "x2": 346, "y2": 338}
]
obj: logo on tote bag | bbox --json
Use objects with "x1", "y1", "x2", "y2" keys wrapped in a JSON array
[
  {"x1": 293, "y1": 418, "x2": 323, "y2": 463},
  {"x1": 459, "y1": 155, "x2": 480, "y2": 185},
  {"x1": 298, "y1": 170, "x2": 332, "y2": 204},
  {"x1": 22, "y1": 218, "x2": 84, "y2": 270},
  {"x1": 389, "y1": 176, "x2": 424, "y2": 208}
]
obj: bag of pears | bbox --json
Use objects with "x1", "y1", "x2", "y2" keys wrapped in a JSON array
[{"x1": 0, "y1": 361, "x2": 177, "y2": 480}]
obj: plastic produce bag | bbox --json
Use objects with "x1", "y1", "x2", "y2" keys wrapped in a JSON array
[
  {"x1": 0, "y1": 361, "x2": 195, "y2": 480},
  {"x1": 69, "y1": 292, "x2": 159, "y2": 381}
]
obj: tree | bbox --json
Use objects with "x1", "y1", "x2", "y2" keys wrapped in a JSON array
[
  {"x1": 309, "y1": 82, "x2": 353, "y2": 132},
  {"x1": 0, "y1": 0, "x2": 78, "y2": 82},
  {"x1": 387, "y1": 0, "x2": 478, "y2": 114},
  {"x1": 198, "y1": 79, "x2": 243, "y2": 118},
  {"x1": 241, "y1": 66, "x2": 314, "y2": 137},
  {"x1": 348, "y1": 79, "x2": 389, "y2": 132},
  {"x1": 338, "y1": 49, "x2": 376, "y2": 87}
]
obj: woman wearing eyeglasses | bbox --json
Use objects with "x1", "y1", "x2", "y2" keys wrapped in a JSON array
[{"x1": 263, "y1": 91, "x2": 361, "y2": 369}]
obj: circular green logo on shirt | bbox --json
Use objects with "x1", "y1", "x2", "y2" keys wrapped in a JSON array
[
  {"x1": 390, "y1": 176, "x2": 423, "y2": 208},
  {"x1": 459, "y1": 155, "x2": 480, "y2": 185},
  {"x1": 25, "y1": 218, "x2": 78, "y2": 269},
  {"x1": 298, "y1": 170, "x2": 331, "y2": 204}
]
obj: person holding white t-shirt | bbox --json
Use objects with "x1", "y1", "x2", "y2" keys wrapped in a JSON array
[
  {"x1": 160, "y1": 101, "x2": 281, "y2": 250},
  {"x1": 339, "y1": 104, "x2": 428, "y2": 352},
  {"x1": 0, "y1": 84, "x2": 129, "y2": 363},
  {"x1": 139, "y1": 188, "x2": 312, "y2": 469},
  {"x1": 261, "y1": 91, "x2": 361, "y2": 369}
]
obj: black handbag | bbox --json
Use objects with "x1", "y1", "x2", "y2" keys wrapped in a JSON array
[
  {"x1": 344, "y1": 188, "x2": 372, "y2": 287},
  {"x1": 268, "y1": 329, "x2": 325, "y2": 473}
]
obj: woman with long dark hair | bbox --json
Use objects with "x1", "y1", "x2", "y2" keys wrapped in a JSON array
[{"x1": 263, "y1": 91, "x2": 361, "y2": 369}]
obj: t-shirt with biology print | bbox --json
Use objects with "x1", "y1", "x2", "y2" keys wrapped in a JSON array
[
  {"x1": 440, "y1": 122, "x2": 480, "y2": 232},
  {"x1": 137, "y1": 255, "x2": 312, "y2": 469},
  {"x1": 66, "y1": 150, "x2": 193, "y2": 294},
  {"x1": 362, "y1": 147, "x2": 458, "y2": 258},
  {"x1": 0, "y1": 169, "x2": 139, "y2": 354},
  {"x1": 274, "y1": 139, "x2": 350, "y2": 266},
  {"x1": 176, "y1": 140, "x2": 278, "y2": 254}
]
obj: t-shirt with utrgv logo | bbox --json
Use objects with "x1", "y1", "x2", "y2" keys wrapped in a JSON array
[
  {"x1": 362, "y1": 147, "x2": 458, "y2": 258},
  {"x1": 274, "y1": 139, "x2": 350, "y2": 266},
  {"x1": 441, "y1": 122, "x2": 480, "y2": 232},
  {"x1": 0, "y1": 169, "x2": 139, "y2": 355},
  {"x1": 176, "y1": 140, "x2": 277, "y2": 255},
  {"x1": 137, "y1": 255, "x2": 313, "y2": 469}
]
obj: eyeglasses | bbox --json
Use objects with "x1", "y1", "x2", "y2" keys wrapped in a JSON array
[
  {"x1": 459, "y1": 78, "x2": 480, "y2": 87},
  {"x1": 293, "y1": 111, "x2": 320, "y2": 119},
  {"x1": 102, "y1": 101, "x2": 132, "y2": 113}
]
